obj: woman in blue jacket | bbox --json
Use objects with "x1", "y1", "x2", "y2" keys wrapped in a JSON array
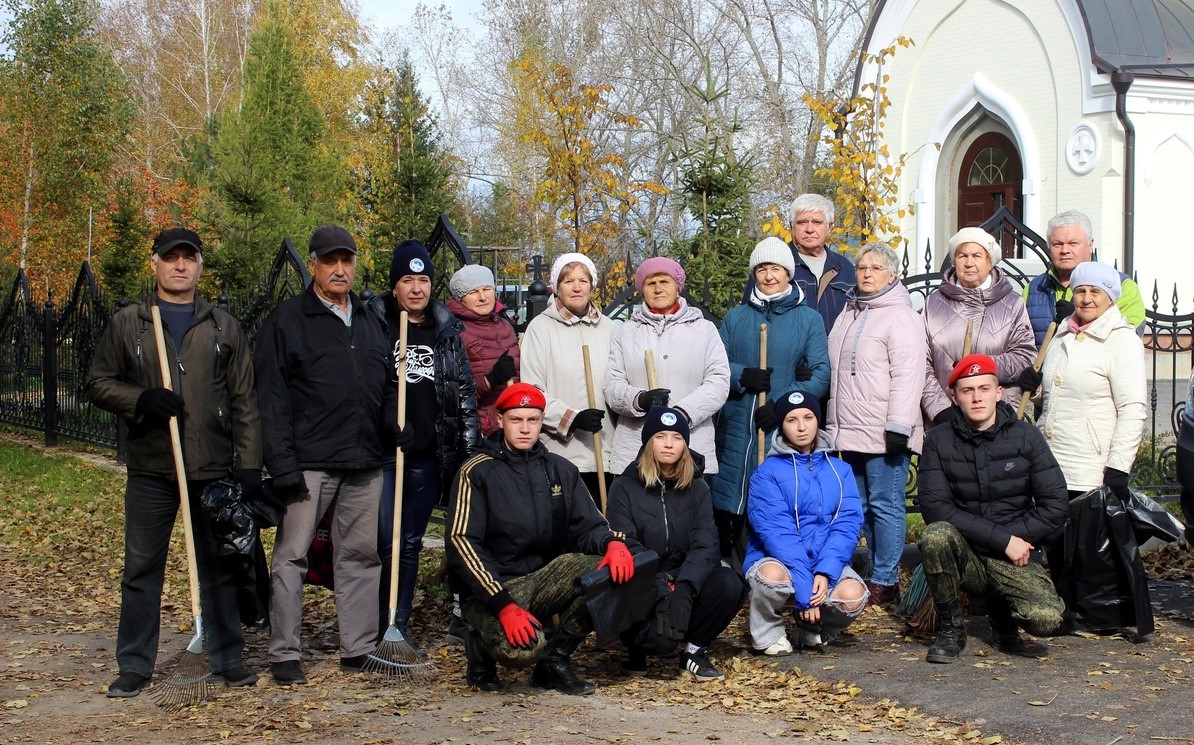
[
  {"x1": 744, "y1": 390, "x2": 867, "y2": 655},
  {"x1": 712, "y1": 237, "x2": 830, "y2": 565}
]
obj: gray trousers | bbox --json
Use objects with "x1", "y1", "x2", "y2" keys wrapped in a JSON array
[{"x1": 269, "y1": 469, "x2": 382, "y2": 661}]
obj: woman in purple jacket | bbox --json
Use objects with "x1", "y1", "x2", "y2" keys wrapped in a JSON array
[{"x1": 447, "y1": 264, "x2": 520, "y2": 437}]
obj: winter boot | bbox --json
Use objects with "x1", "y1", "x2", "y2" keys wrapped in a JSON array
[
  {"x1": 986, "y1": 593, "x2": 1025, "y2": 654},
  {"x1": 530, "y1": 629, "x2": 596, "y2": 695},
  {"x1": 925, "y1": 600, "x2": 967, "y2": 664},
  {"x1": 465, "y1": 630, "x2": 501, "y2": 691}
]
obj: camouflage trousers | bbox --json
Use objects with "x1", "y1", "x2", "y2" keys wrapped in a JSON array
[
  {"x1": 463, "y1": 553, "x2": 602, "y2": 669},
  {"x1": 918, "y1": 522, "x2": 1064, "y2": 637}
]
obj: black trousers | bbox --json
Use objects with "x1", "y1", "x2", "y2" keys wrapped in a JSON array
[{"x1": 622, "y1": 566, "x2": 747, "y2": 653}]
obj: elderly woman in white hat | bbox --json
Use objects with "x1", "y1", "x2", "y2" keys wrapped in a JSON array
[
  {"x1": 520, "y1": 253, "x2": 616, "y2": 498},
  {"x1": 1017, "y1": 261, "x2": 1147, "y2": 499},
  {"x1": 921, "y1": 227, "x2": 1036, "y2": 427}
]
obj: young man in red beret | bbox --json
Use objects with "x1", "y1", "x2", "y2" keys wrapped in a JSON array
[
  {"x1": 916, "y1": 355, "x2": 1068, "y2": 663},
  {"x1": 447, "y1": 383, "x2": 636, "y2": 694}
]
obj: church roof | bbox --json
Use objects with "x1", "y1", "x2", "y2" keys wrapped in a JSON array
[{"x1": 1079, "y1": 0, "x2": 1194, "y2": 78}]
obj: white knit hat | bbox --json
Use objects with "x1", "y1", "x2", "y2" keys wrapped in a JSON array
[
  {"x1": 947, "y1": 227, "x2": 1001, "y2": 266},
  {"x1": 550, "y1": 252, "x2": 599, "y2": 288},
  {"x1": 449, "y1": 264, "x2": 495, "y2": 300},
  {"x1": 749, "y1": 237, "x2": 796, "y2": 278},
  {"x1": 1070, "y1": 261, "x2": 1123, "y2": 301}
]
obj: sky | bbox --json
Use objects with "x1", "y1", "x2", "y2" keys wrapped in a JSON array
[{"x1": 356, "y1": 0, "x2": 485, "y2": 36}]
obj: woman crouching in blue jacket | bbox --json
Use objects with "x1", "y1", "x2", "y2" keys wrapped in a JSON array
[
  {"x1": 745, "y1": 390, "x2": 868, "y2": 655},
  {"x1": 607, "y1": 406, "x2": 748, "y2": 681}
]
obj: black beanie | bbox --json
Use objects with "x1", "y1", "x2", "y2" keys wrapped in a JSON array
[
  {"x1": 641, "y1": 406, "x2": 691, "y2": 445},
  {"x1": 774, "y1": 389, "x2": 821, "y2": 425},
  {"x1": 389, "y1": 240, "x2": 434, "y2": 287}
]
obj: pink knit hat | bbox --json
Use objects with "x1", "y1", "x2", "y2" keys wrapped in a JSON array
[{"x1": 634, "y1": 257, "x2": 686, "y2": 294}]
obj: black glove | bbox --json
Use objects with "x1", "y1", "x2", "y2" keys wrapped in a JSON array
[
  {"x1": 486, "y1": 351, "x2": 516, "y2": 388},
  {"x1": 1103, "y1": 467, "x2": 1131, "y2": 499},
  {"x1": 636, "y1": 388, "x2": 671, "y2": 412},
  {"x1": 1016, "y1": 365, "x2": 1043, "y2": 393},
  {"x1": 135, "y1": 387, "x2": 185, "y2": 423},
  {"x1": 1055, "y1": 298, "x2": 1075, "y2": 323},
  {"x1": 572, "y1": 408, "x2": 605, "y2": 433},
  {"x1": 739, "y1": 367, "x2": 772, "y2": 394},
  {"x1": 654, "y1": 583, "x2": 695, "y2": 642},
  {"x1": 754, "y1": 400, "x2": 778, "y2": 432},
  {"x1": 932, "y1": 407, "x2": 960, "y2": 427},
  {"x1": 272, "y1": 471, "x2": 308, "y2": 499},
  {"x1": 884, "y1": 430, "x2": 909, "y2": 455},
  {"x1": 385, "y1": 422, "x2": 416, "y2": 452},
  {"x1": 794, "y1": 362, "x2": 813, "y2": 382}
]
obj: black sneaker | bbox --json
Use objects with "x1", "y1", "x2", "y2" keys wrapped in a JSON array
[
  {"x1": 340, "y1": 654, "x2": 369, "y2": 672},
  {"x1": 621, "y1": 646, "x2": 648, "y2": 675},
  {"x1": 446, "y1": 616, "x2": 472, "y2": 645},
  {"x1": 270, "y1": 660, "x2": 308, "y2": 686},
  {"x1": 106, "y1": 671, "x2": 150, "y2": 698},
  {"x1": 680, "y1": 649, "x2": 723, "y2": 682},
  {"x1": 213, "y1": 666, "x2": 259, "y2": 687}
]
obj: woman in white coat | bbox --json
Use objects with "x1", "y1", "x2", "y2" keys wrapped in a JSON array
[
  {"x1": 1017, "y1": 261, "x2": 1146, "y2": 499},
  {"x1": 604, "y1": 257, "x2": 731, "y2": 476}
]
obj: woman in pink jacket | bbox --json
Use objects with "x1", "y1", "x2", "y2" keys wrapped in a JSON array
[{"x1": 826, "y1": 243, "x2": 927, "y2": 607}]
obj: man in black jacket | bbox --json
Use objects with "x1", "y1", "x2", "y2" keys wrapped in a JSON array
[
  {"x1": 448, "y1": 383, "x2": 635, "y2": 695},
  {"x1": 255, "y1": 225, "x2": 396, "y2": 685},
  {"x1": 88, "y1": 228, "x2": 262, "y2": 697},
  {"x1": 917, "y1": 354, "x2": 1068, "y2": 664}
]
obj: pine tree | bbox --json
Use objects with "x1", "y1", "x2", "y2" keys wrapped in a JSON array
[{"x1": 97, "y1": 175, "x2": 151, "y2": 302}]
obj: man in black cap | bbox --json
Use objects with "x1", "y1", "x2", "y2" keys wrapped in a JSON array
[
  {"x1": 255, "y1": 225, "x2": 397, "y2": 685},
  {"x1": 88, "y1": 228, "x2": 262, "y2": 697}
]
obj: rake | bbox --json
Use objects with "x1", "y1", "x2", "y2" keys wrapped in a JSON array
[
  {"x1": 147, "y1": 305, "x2": 213, "y2": 710},
  {"x1": 364, "y1": 309, "x2": 433, "y2": 681}
]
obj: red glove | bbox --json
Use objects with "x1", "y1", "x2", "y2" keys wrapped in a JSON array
[
  {"x1": 497, "y1": 604, "x2": 541, "y2": 649},
  {"x1": 598, "y1": 540, "x2": 634, "y2": 584}
]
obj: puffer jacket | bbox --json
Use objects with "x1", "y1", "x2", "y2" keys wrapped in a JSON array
[
  {"x1": 447, "y1": 435, "x2": 624, "y2": 614},
  {"x1": 1038, "y1": 305, "x2": 1147, "y2": 491},
  {"x1": 1024, "y1": 268, "x2": 1146, "y2": 345},
  {"x1": 744, "y1": 432, "x2": 862, "y2": 609},
  {"x1": 446, "y1": 298, "x2": 520, "y2": 437},
  {"x1": 87, "y1": 295, "x2": 261, "y2": 479},
  {"x1": 711, "y1": 286, "x2": 830, "y2": 515},
  {"x1": 520, "y1": 297, "x2": 616, "y2": 473},
  {"x1": 367, "y1": 294, "x2": 480, "y2": 498},
  {"x1": 604, "y1": 299, "x2": 730, "y2": 473},
  {"x1": 918, "y1": 401, "x2": 1069, "y2": 554},
  {"x1": 826, "y1": 279, "x2": 928, "y2": 454},
  {"x1": 921, "y1": 267, "x2": 1036, "y2": 421},
  {"x1": 607, "y1": 452, "x2": 719, "y2": 593}
]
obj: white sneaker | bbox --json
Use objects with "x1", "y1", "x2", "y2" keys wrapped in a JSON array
[{"x1": 763, "y1": 636, "x2": 793, "y2": 656}]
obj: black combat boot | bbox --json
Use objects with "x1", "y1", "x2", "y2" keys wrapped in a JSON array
[
  {"x1": 986, "y1": 593, "x2": 1025, "y2": 654},
  {"x1": 465, "y1": 630, "x2": 501, "y2": 691},
  {"x1": 925, "y1": 600, "x2": 967, "y2": 664},
  {"x1": 530, "y1": 629, "x2": 596, "y2": 695}
]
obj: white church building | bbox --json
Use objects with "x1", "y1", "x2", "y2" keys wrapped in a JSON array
[{"x1": 860, "y1": 0, "x2": 1194, "y2": 312}]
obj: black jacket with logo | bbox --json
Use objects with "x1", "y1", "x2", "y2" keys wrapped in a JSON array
[
  {"x1": 447, "y1": 435, "x2": 625, "y2": 614},
  {"x1": 254, "y1": 286, "x2": 394, "y2": 476},
  {"x1": 918, "y1": 402, "x2": 1069, "y2": 554}
]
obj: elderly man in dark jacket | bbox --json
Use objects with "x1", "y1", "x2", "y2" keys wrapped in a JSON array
[
  {"x1": 255, "y1": 225, "x2": 396, "y2": 686},
  {"x1": 88, "y1": 228, "x2": 262, "y2": 697},
  {"x1": 448, "y1": 383, "x2": 635, "y2": 695},
  {"x1": 917, "y1": 354, "x2": 1068, "y2": 664}
]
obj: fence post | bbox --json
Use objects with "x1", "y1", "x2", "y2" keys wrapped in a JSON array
[
  {"x1": 525, "y1": 254, "x2": 549, "y2": 325},
  {"x1": 43, "y1": 296, "x2": 58, "y2": 447}
]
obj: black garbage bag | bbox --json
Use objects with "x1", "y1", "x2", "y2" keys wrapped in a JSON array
[
  {"x1": 236, "y1": 535, "x2": 270, "y2": 628},
  {"x1": 1051, "y1": 486, "x2": 1153, "y2": 637},
  {"x1": 199, "y1": 478, "x2": 257, "y2": 559},
  {"x1": 1124, "y1": 487, "x2": 1185, "y2": 544},
  {"x1": 574, "y1": 550, "x2": 660, "y2": 645}
]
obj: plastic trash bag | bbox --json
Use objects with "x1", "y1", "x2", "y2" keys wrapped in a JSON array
[
  {"x1": 1124, "y1": 487, "x2": 1184, "y2": 544},
  {"x1": 574, "y1": 550, "x2": 660, "y2": 645},
  {"x1": 199, "y1": 478, "x2": 257, "y2": 559}
]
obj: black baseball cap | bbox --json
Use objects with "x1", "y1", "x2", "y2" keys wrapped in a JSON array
[
  {"x1": 309, "y1": 225, "x2": 358, "y2": 256},
  {"x1": 152, "y1": 227, "x2": 203, "y2": 256}
]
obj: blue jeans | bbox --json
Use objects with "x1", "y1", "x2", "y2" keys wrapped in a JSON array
[
  {"x1": 842, "y1": 452, "x2": 910, "y2": 587},
  {"x1": 117, "y1": 474, "x2": 244, "y2": 676},
  {"x1": 378, "y1": 457, "x2": 440, "y2": 627}
]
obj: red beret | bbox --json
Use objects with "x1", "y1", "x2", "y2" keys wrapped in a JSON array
[
  {"x1": 495, "y1": 382, "x2": 546, "y2": 412},
  {"x1": 948, "y1": 354, "x2": 998, "y2": 387}
]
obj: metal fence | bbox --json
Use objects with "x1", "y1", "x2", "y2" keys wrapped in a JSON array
[{"x1": 1, "y1": 210, "x2": 1190, "y2": 497}]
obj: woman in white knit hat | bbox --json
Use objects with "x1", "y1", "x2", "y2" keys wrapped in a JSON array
[
  {"x1": 520, "y1": 253, "x2": 616, "y2": 498},
  {"x1": 709, "y1": 237, "x2": 830, "y2": 565},
  {"x1": 447, "y1": 263, "x2": 521, "y2": 437}
]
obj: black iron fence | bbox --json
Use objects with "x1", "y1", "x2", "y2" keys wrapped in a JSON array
[{"x1": 1, "y1": 211, "x2": 1190, "y2": 498}]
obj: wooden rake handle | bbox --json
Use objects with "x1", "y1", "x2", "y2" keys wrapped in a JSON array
[
  {"x1": 757, "y1": 323, "x2": 768, "y2": 466},
  {"x1": 1016, "y1": 322, "x2": 1057, "y2": 420},
  {"x1": 582, "y1": 346, "x2": 607, "y2": 513},
  {"x1": 387, "y1": 311, "x2": 410, "y2": 611}
]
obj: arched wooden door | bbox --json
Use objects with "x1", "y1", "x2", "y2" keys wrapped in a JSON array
[{"x1": 957, "y1": 132, "x2": 1023, "y2": 258}]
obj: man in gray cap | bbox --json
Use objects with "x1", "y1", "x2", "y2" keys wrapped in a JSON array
[{"x1": 255, "y1": 225, "x2": 397, "y2": 685}]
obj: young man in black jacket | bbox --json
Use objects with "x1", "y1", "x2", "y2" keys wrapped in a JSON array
[
  {"x1": 916, "y1": 354, "x2": 1068, "y2": 664},
  {"x1": 447, "y1": 383, "x2": 635, "y2": 695}
]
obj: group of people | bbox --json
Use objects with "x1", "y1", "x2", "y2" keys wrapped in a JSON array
[{"x1": 87, "y1": 193, "x2": 1151, "y2": 699}]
